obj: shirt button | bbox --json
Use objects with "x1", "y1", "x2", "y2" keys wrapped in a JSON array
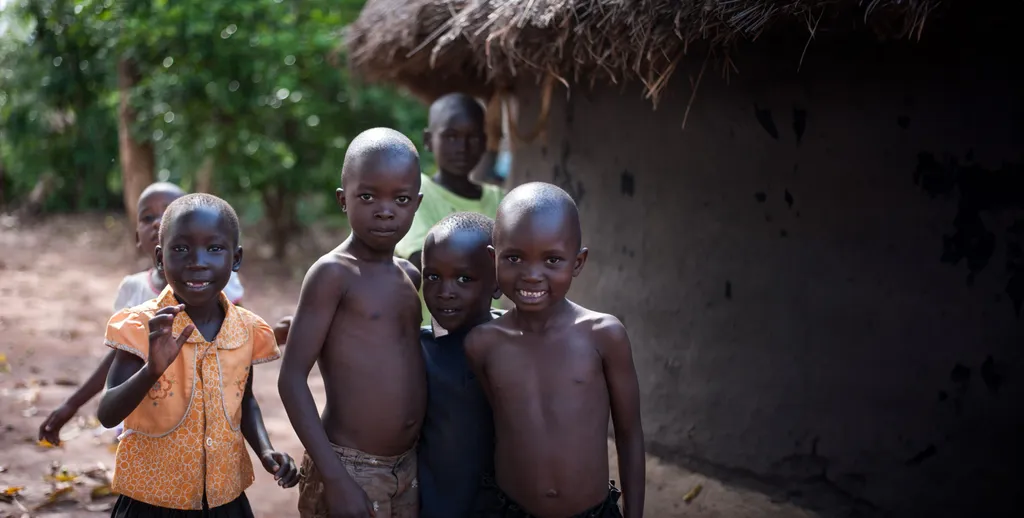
[{"x1": 206, "y1": 437, "x2": 213, "y2": 447}]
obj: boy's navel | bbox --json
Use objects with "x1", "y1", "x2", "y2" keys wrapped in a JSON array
[{"x1": 545, "y1": 488, "x2": 559, "y2": 498}]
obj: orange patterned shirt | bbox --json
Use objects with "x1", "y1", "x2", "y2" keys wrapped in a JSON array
[{"x1": 104, "y1": 286, "x2": 280, "y2": 510}]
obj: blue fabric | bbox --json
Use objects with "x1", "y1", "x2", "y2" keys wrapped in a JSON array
[
  {"x1": 417, "y1": 313, "x2": 500, "y2": 518},
  {"x1": 494, "y1": 150, "x2": 511, "y2": 180}
]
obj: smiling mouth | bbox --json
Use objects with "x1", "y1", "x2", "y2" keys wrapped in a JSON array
[
  {"x1": 517, "y1": 289, "x2": 548, "y2": 302},
  {"x1": 436, "y1": 308, "x2": 461, "y2": 315},
  {"x1": 184, "y1": 281, "x2": 212, "y2": 290}
]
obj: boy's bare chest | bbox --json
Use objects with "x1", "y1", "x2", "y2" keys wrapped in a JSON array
[
  {"x1": 487, "y1": 335, "x2": 604, "y2": 394},
  {"x1": 343, "y1": 273, "x2": 420, "y2": 320}
]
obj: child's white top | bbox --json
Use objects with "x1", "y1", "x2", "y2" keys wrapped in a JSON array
[{"x1": 113, "y1": 270, "x2": 245, "y2": 311}]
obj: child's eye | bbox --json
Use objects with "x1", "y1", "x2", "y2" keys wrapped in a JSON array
[
  {"x1": 507, "y1": 255, "x2": 521, "y2": 264},
  {"x1": 209, "y1": 245, "x2": 225, "y2": 252},
  {"x1": 359, "y1": 194, "x2": 373, "y2": 201},
  {"x1": 546, "y1": 257, "x2": 562, "y2": 265},
  {"x1": 425, "y1": 274, "x2": 439, "y2": 282},
  {"x1": 396, "y1": 196, "x2": 410, "y2": 204},
  {"x1": 457, "y1": 275, "x2": 473, "y2": 283},
  {"x1": 172, "y1": 245, "x2": 188, "y2": 253}
]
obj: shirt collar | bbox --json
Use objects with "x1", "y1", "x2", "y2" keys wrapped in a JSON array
[{"x1": 155, "y1": 285, "x2": 247, "y2": 350}]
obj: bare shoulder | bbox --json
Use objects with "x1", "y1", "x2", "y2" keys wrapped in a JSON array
[
  {"x1": 573, "y1": 304, "x2": 630, "y2": 352},
  {"x1": 306, "y1": 248, "x2": 357, "y2": 284},
  {"x1": 464, "y1": 314, "x2": 509, "y2": 360},
  {"x1": 394, "y1": 256, "x2": 421, "y2": 289},
  {"x1": 294, "y1": 248, "x2": 360, "y2": 307}
]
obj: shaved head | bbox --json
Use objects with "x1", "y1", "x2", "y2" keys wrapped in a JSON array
[
  {"x1": 427, "y1": 212, "x2": 494, "y2": 248},
  {"x1": 341, "y1": 127, "x2": 421, "y2": 187},
  {"x1": 138, "y1": 182, "x2": 185, "y2": 204},
  {"x1": 428, "y1": 93, "x2": 483, "y2": 130},
  {"x1": 495, "y1": 182, "x2": 581, "y2": 250}
]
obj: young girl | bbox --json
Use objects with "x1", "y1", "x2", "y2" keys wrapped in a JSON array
[
  {"x1": 38, "y1": 182, "x2": 246, "y2": 445},
  {"x1": 97, "y1": 193, "x2": 298, "y2": 517}
]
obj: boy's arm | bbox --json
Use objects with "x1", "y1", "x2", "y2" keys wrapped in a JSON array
[
  {"x1": 39, "y1": 350, "x2": 116, "y2": 443},
  {"x1": 599, "y1": 318, "x2": 645, "y2": 518},
  {"x1": 277, "y1": 261, "x2": 367, "y2": 499},
  {"x1": 397, "y1": 258, "x2": 421, "y2": 291},
  {"x1": 463, "y1": 328, "x2": 495, "y2": 402}
]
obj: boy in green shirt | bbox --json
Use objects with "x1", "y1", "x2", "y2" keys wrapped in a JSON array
[{"x1": 395, "y1": 93, "x2": 505, "y2": 327}]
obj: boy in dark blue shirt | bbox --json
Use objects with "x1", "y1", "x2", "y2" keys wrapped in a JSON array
[{"x1": 417, "y1": 212, "x2": 502, "y2": 518}]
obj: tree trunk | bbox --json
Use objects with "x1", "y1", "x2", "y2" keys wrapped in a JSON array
[
  {"x1": 195, "y1": 156, "x2": 215, "y2": 193},
  {"x1": 262, "y1": 185, "x2": 295, "y2": 260},
  {"x1": 116, "y1": 58, "x2": 154, "y2": 227},
  {"x1": 0, "y1": 159, "x2": 6, "y2": 207}
]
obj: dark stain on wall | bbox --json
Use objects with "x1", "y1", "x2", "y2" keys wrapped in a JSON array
[
  {"x1": 950, "y1": 362, "x2": 970, "y2": 393},
  {"x1": 620, "y1": 170, "x2": 635, "y2": 197},
  {"x1": 980, "y1": 355, "x2": 1002, "y2": 394},
  {"x1": 913, "y1": 152, "x2": 1024, "y2": 314},
  {"x1": 792, "y1": 107, "x2": 807, "y2": 145},
  {"x1": 897, "y1": 115, "x2": 911, "y2": 129},
  {"x1": 785, "y1": 189, "x2": 795, "y2": 209},
  {"x1": 905, "y1": 444, "x2": 937, "y2": 466},
  {"x1": 725, "y1": 281, "x2": 733, "y2": 300},
  {"x1": 754, "y1": 104, "x2": 780, "y2": 140},
  {"x1": 755, "y1": 191, "x2": 767, "y2": 203},
  {"x1": 552, "y1": 139, "x2": 586, "y2": 205}
]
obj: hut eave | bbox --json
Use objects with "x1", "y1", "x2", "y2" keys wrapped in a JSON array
[{"x1": 344, "y1": 0, "x2": 948, "y2": 103}]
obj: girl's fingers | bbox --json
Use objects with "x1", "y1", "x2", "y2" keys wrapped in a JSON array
[{"x1": 175, "y1": 324, "x2": 196, "y2": 346}]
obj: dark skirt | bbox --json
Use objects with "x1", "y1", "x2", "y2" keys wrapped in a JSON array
[{"x1": 111, "y1": 493, "x2": 254, "y2": 518}]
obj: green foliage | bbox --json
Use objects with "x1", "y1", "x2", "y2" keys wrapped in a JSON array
[
  {"x1": 1, "y1": 0, "x2": 122, "y2": 211},
  {"x1": 1, "y1": 0, "x2": 429, "y2": 253}
]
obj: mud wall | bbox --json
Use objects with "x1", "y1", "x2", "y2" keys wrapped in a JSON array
[{"x1": 506, "y1": 36, "x2": 1023, "y2": 517}]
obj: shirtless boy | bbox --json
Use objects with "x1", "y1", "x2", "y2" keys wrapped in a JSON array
[
  {"x1": 279, "y1": 127, "x2": 425, "y2": 518},
  {"x1": 465, "y1": 182, "x2": 646, "y2": 518}
]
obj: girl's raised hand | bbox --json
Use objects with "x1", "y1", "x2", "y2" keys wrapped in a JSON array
[
  {"x1": 146, "y1": 304, "x2": 194, "y2": 377},
  {"x1": 260, "y1": 450, "x2": 300, "y2": 488}
]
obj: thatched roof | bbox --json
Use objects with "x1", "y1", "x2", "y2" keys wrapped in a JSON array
[{"x1": 344, "y1": 0, "x2": 946, "y2": 102}]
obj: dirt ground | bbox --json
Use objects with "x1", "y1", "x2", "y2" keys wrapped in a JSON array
[{"x1": 0, "y1": 214, "x2": 815, "y2": 518}]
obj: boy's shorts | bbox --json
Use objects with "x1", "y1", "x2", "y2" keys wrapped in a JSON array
[
  {"x1": 297, "y1": 443, "x2": 418, "y2": 518},
  {"x1": 473, "y1": 475, "x2": 622, "y2": 518}
]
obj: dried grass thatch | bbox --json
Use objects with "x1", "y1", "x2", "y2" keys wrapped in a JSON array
[{"x1": 345, "y1": 0, "x2": 946, "y2": 103}]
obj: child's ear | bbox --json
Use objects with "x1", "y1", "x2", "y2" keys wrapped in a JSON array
[
  {"x1": 571, "y1": 247, "x2": 589, "y2": 277},
  {"x1": 487, "y1": 245, "x2": 496, "y2": 261},
  {"x1": 154, "y1": 245, "x2": 164, "y2": 271},
  {"x1": 492, "y1": 286, "x2": 502, "y2": 300},
  {"x1": 135, "y1": 231, "x2": 141, "y2": 250},
  {"x1": 335, "y1": 188, "x2": 347, "y2": 213},
  {"x1": 232, "y1": 247, "x2": 243, "y2": 272},
  {"x1": 423, "y1": 129, "x2": 433, "y2": 153}
]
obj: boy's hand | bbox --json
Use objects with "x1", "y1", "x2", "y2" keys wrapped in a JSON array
[
  {"x1": 38, "y1": 402, "x2": 77, "y2": 445},
  {"x1": 146, "y1": 305, "x2": 194, "y2": 378},
  {"x1": 273, "y1": 315, "x2": 292, "y2": 347},
  {"x1": 327, "y1": 477, "x2": 376, "y2": 518},
  {"x1": 259, "y1": 450, "x2": 300, "y2": 488}
]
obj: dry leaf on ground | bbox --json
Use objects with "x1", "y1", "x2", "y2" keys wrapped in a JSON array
[
  {"x1": 34, "y1": 483, "x2": 75, "y2": 510},
  {"x1": 683, "y1": 483, "x2": 703, "y2": 503},
  {"x1": 0, "y1": 486, "x2": 25, "y2": 503}
]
